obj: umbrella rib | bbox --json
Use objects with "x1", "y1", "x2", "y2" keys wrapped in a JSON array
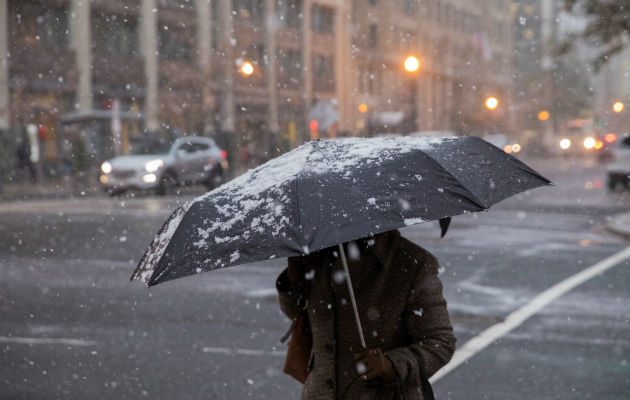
[
  {"x1": 419, "y1": 150, "x2": 489, "y2": 210},
  {"x1": 294, "y1": 141, "x2": 316, "y2": 253}
]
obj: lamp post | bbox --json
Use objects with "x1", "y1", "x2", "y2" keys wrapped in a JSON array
[{"x1": 403, "y1": 56, "x2": 421, "y2": 132}]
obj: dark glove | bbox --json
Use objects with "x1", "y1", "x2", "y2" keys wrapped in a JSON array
[{"x1": 354, "y1": 347, "x2": 397, "y2": 384}]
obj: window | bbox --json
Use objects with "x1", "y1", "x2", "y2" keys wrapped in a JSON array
[
  {"x1": 278, "y1": 48, "x2": 302, "y2": 89},
  {"x1": 192, "y1": 142, "x2": 210, "y2": 152},
  {"x1": 312, "y1": 5, "x2": 334, "y2": 34},
  {"x1": 313, "y1": 54, "x2": 334, "y2": 91},
  {"x1": 37, "y1": 7, "x2": 69, "y2": 49},
  {"x1": 278, "y1": 0, "x2": 302, "y2": 28},
  {"x1": 177, "y1": 141, "x2": 196, "y2": 153},
  {"x1": 10, "y1": 3, "x2": 69, "y2": 49},
  {"x1": 159, "y1": 0, "x2": 193, "y2": 8},
  {"x1": 313, "y1": 55, "x2": 333, "y2": 78},
  {"x1": 402, "y1": 0, "x2": 417, "y2": 15},
  {"x1": 368, "y1": 25, "x2": 378, "y2": 48},
  {"x1": 248, "y1": 43, "x2": 266, "y2": 67},
  {"x1": 233, "y1": 0, "x2": 264, "y2": 20},
  {"x1": 159, "y1": 25, "x2": 193, "y2": 61},
  {"x1": 92, "y1": 13, "x2": 138, "y2": 55},
  {"x1": 278, "y1": 49, "x2": 302, "y2": 75}
]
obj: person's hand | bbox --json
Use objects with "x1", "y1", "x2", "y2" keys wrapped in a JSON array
[{"x1": 354, "y1": 347, "x2": 397, "y2": 384}]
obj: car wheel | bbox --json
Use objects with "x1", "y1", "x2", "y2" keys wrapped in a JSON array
[
  {"x1": 607, "y1": 176, "x2": 617, "y2": 192},
  {"x1": 106, "y1": 188, "x2": 125, "y2": 197},
  {"x1": 204, "y1": 168, "x2": 223, "y2": 190},
  {"x1": 157, "y1": 171, "x2": 177, "y2": 196}
]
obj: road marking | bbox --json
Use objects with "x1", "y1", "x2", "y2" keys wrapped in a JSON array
[
  {"x1": 0, "y1": 336, "x2": 97, "y2": 346},
  {"x1": 431, "y1": 245, "x2": 630, "y2": 383},
  {"x1": 246, "y1": 288, "x2": 277, "y2": 298},
  {"x1": 202, "y1": 346, "x2": 285, "y2": 357}
]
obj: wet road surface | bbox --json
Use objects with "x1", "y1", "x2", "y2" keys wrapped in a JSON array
[{"x1": 1, "y1": 157, "x2": 628, "y2": 399}]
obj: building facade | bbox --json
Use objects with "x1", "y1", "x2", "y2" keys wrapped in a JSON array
[{"x1": 0, "y1": 0, "x2": 515, "y2": 173}]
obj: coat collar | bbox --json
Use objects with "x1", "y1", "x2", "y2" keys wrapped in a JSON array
[{"x1": 368, "y1": 229, "x2": 401, "y2": 270}]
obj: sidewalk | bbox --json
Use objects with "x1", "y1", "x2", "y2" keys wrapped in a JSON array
[
  {"x1": 0, "y1": 177, "x2": 101, "y2": 202},
  {"x1": 606, "y1": 212, "x2": 630, "y2": 239}
]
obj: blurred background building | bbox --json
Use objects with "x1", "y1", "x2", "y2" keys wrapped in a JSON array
[
  {"x1": 0, "y1": 0, "x2": 627, "y2": 178},
  {"x1": 512, "y1": 0, "x2": 630, "y2": 152}
]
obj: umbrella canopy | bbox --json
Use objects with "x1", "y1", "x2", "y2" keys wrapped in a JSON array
[{"x1": 132, "y1": 136, "x2": 550, "y2": 286}]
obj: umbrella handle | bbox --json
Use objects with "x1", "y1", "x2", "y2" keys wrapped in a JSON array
[{"x1": 338, "y1": 243, "x2": 367, "y2": 349}]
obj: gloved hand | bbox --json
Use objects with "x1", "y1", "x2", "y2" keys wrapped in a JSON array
[{"x1": 354, "y1": 347, "x2": 397, "y2": 384}]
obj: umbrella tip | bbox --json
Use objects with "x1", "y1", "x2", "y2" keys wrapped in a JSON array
[{"x1": 439, "y1": 217, "x2": 451, "y2": 238}]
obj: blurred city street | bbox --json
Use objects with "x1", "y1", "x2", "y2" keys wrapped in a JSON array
[{"x1": 1, "y1": 156, "x2": 628, "y2": 399}]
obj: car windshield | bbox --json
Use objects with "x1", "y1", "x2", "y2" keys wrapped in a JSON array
[{"x1": 129, "y1": 140, "x2": 171, "y2": 155}]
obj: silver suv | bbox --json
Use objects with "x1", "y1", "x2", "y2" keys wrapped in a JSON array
[{"x1": 99, "y1": 136, "x2": 228, "y2": 196}]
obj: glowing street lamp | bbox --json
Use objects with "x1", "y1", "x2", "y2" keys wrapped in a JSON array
[
  {"x1": 404, "y1": 56, "x2": 420, "y2": 72},
  {"x1": 240, "y1": 61, "x2": 254, "y2": 76},
  {"x1": 485, "y1": 96, "x2": 499, "y2": 110},
  {"x1": 613, "y1": 101, "x2": 624, "y2": 113},
  {"x1": 358, "y1": 103, "x2": 368, "y2": 114},
  {"x1": 537, "y1": 110, "x2": 550, "y2": 121}
]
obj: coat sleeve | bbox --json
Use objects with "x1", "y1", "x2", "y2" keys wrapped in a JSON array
[{"x1": 384, "y1": 255, "x2": 456, "y2": 386}]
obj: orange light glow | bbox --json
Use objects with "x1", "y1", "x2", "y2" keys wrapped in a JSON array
[
  {"x1": 485, "y1": 97, "x2": 499, "y2": 110},
  {"x1": 594, "y1": 140, "x2": 604, "y2": 150},
  {"x1": 358, "y1": 104, "x2": 368, "y2": 114},
  {"x1": 309, "y1": 120, "x2": 318, "y2": 131},
  {"x1": 241, "y1": 61, "x2": 254, "y2": 76},
  {"x1": 404, "y1": 56, "x2": 420, "y2": 72},
  {"x1": 604, "y1": 133, "x2": 617, "y2": 143},
  {"x1": 613, "y1": 102, "x2": 624, "y2": 113},
  {"x1": 537, "y1": 110, "x2": 550, "y2": 121}
]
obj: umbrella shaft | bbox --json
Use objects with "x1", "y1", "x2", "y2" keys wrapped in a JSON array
[{"x1": 338, "y1": 243, "x2": 367, "y2": 349}]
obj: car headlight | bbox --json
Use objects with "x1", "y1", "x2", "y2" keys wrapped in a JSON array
[
  {"x1": 145, "y1": 159, "x2": 164, "y2": 173},
  {"x1": 101, "y1": 161, "x2": 112, "y2": 174},
  {"x1": 559, "y1": 139, "x2": 571, "y2": 150},
  {"x1": 583, "y1": 137, "x2": 595, "y2": 149}
]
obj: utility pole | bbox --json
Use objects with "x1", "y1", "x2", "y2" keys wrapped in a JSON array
[
  {"x1": 541, "y1": 0, "x2": 554, "y2": 149},
  {"x1": 0, "y1": 0, "x2": 8, "y2": 130},
  {"x1": 70, "y1": 0, "x2": 93, "y2": 113},
  {"x1": 140, "y1": 0, "x2": 159, "y2": 132},
  {"x1": 196, "y1": 0, "x2": 214, "y2": 136},
  {"x1": 265, "y1": 0, "x2": 279, "y2": 154},
  {"x1": 302, "y1": 1, "x2": 313, "y2": 143}
]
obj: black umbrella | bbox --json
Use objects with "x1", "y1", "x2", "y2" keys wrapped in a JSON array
[
  {"x1": 132, "y1": 136, "x2": 550, "y2": 287},
  {"x1": 132, "y1": 135, "x2": 550, "y2": 349}
]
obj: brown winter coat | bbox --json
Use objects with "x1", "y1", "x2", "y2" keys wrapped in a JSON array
[{"x1": 276, "y1": 230, "x2": 456, "y2": 400}]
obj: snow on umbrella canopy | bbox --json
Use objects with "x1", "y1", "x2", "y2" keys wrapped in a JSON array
[{"x1": 132, "y1": 136, "x2": 551, "y2": 286}]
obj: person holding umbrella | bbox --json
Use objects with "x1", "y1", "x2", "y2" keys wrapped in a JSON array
[
  {"x1": 133, "y1": 136, "x2": 550, "y2": 398},
  {"x1": 276, "y1": 229, "x2": 455, "y2": 399}
]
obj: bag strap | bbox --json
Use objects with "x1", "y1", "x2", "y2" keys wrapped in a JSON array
[
  {"x1": 280, "y1": 294, "x2": 309, "y2": 343},
  {"x1": 279, "y1": 255, "x2": 324, "y2": 343}
]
